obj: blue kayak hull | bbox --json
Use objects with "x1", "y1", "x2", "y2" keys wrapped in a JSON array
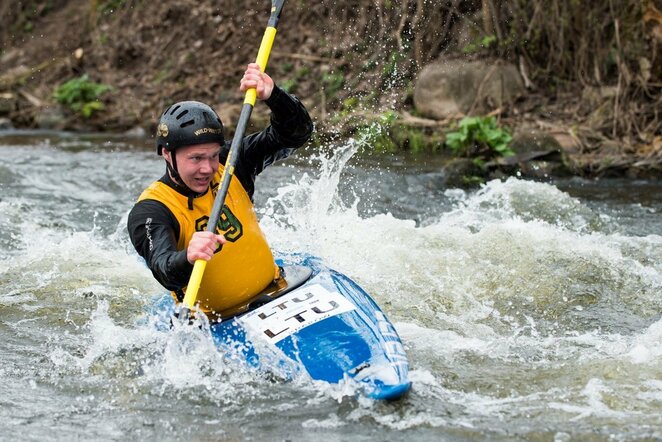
[{"x1": 156, "y1": 254, "x2": 411, "y2": 400}]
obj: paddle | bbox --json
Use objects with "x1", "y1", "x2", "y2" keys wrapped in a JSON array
[{"x1": 179, "y1": 0, "x2": 287, "y2": 320}]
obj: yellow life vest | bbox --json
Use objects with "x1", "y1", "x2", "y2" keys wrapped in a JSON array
[{"x1": 137, "y1": 167, "x2": 279, "y2": 316}]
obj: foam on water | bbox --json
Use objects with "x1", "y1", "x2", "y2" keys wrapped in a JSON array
[
  {"x1": 2, "y1": 137, "x2": 661, "y2": 438},
  {"x1": 256, "y1": 139, "x2": 662, "y2": 433},
  {"x1": 627, "y1": 318, "x2": 662, "y2": 364},
  {"x1": 260, "y1": 142, "x2": 661, "y2": 332}
]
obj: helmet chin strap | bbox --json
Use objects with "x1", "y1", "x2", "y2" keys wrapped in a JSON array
[
  {"x1": 166, "y1": 151, "x2": 194, "y2": 194},
  {"x1": 165, "y1": 151, "x2": 205, "y2": 211},
  {"x1": 165, "y1": 151, "x2": 182, "y2": 182}
]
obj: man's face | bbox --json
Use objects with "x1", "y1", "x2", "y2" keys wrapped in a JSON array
[{"x1": 164, "y1": 143, "x2": 220, "y2": 193}]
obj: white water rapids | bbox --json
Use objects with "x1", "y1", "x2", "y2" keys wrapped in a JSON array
[{"x1": 0, "y1": 132, "x2": 660, "y2": 440}]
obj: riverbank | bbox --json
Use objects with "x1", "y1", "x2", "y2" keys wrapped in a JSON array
[{"x1": 1, "y1": 1, "x2": 661, "y2": 181}]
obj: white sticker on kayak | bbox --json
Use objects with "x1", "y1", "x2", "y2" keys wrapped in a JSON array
[{"x1": 238, "y1": 283, "x2": 356, "y2": 344}]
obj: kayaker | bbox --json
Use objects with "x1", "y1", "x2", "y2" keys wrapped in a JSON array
[{"x1": 127, "y1": 63, "x2": 313, "y2": 321}]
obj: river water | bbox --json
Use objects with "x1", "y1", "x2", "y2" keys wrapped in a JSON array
[{"x1": 0, "y1": 131, "x2": 660, "y2": 441}]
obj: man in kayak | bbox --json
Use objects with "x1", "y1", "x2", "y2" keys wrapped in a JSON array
[{"x1": 127, "y1": 63, "x2": 313, "y2": 321}]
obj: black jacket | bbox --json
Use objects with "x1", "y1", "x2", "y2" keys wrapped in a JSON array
[{"x1": 127, "y1": 86, "x2": 313, "y2": 291}]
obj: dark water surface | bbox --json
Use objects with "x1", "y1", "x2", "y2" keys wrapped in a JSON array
[{"x1": 1, "y1": 131, "x2": 660, "y2": 441}]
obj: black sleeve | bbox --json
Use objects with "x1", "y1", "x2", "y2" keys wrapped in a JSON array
[
  {"x1": 127, "y1": 199, "x2": 193, "y2": 291},
  {"x1": 233, "y1": 85, "x2": 314, "y2": 198}
]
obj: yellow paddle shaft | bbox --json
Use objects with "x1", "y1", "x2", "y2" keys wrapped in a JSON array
[
  {"x1": 182, "y1": 259, "x2": 207, "y2": 309},
  {"x1": 181, "y1": 26, "x2": 278, "y2": 311},
  {"x1": 245, "y1": 26, "x2": 277, "y2": 106}
]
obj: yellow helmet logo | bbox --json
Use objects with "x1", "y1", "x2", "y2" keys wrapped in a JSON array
[{"x1": 157, "y1": 123, "x2": 169, "y2": 137}]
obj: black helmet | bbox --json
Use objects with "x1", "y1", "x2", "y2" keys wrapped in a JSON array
[{"x1": 156, "y1": 101, "x2": 224, "y2": 155}]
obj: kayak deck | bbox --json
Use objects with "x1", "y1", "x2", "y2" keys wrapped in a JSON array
[
  {"x1": 210, "y1": 255, "x2": 411, "y2": 400},
  {"x1": 150, "y1": 254, "x2": 411, "y2": 400}
]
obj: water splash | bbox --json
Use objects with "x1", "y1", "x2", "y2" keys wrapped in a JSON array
[
  {"x1": 441, "y1": 177, "x2": 609, "y2": 233},
  {"x1": 2, "y1": 138, "x2": 661, "y2": 439}
]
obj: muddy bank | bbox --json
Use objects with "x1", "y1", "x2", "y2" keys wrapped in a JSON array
[{"x1": 1, "y1": 1, "x2": 661, "y2": 180}]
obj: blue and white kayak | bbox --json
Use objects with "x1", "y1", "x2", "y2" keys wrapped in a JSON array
[{"x1": 154, "y1": 254, "x2": 411, "y2": 400}]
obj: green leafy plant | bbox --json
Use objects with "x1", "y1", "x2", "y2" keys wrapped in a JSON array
[
  {"x1": 53, "y1": 75, "x2": 112, "y2": 118},
  {"x1": 390, "y1": 125, "x2": 439, "y2": 153},
  {"x1": 281, "y1": 62, "x2": 294, "y2": 73},
  {"x1": 97, "y1": 0, "x2": 126, "y2": 16},
  {"x1": 321, "y1": 72, "x2": 345, "y2": 98},
  {"x1": 281, "y1": 66, "x2": 310, "y2": 94},
  {"x1": 463, "y1": 34, "x2": 498, "y2": 54},
  {"x1": 382, "y1": 51, "x2": 407, "y2": 86},
  {"x1": 355, "y1": 111, "x2": 398, "y2": 152},
  {"x1": 445, "y1": 116, "x2": 514, "y2": 161}
]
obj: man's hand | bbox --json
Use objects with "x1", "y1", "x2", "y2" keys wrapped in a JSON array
[
  {"x1": 187, "y1": 231, "x2": 227, "y2": 264},
  {"x1": 239, "y1": 63, "x2": 274, "y2": 100}
]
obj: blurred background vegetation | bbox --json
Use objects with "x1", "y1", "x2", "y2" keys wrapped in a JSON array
[{"x1": 0, "y1": 0, "x2": 661, "y2": 174}]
